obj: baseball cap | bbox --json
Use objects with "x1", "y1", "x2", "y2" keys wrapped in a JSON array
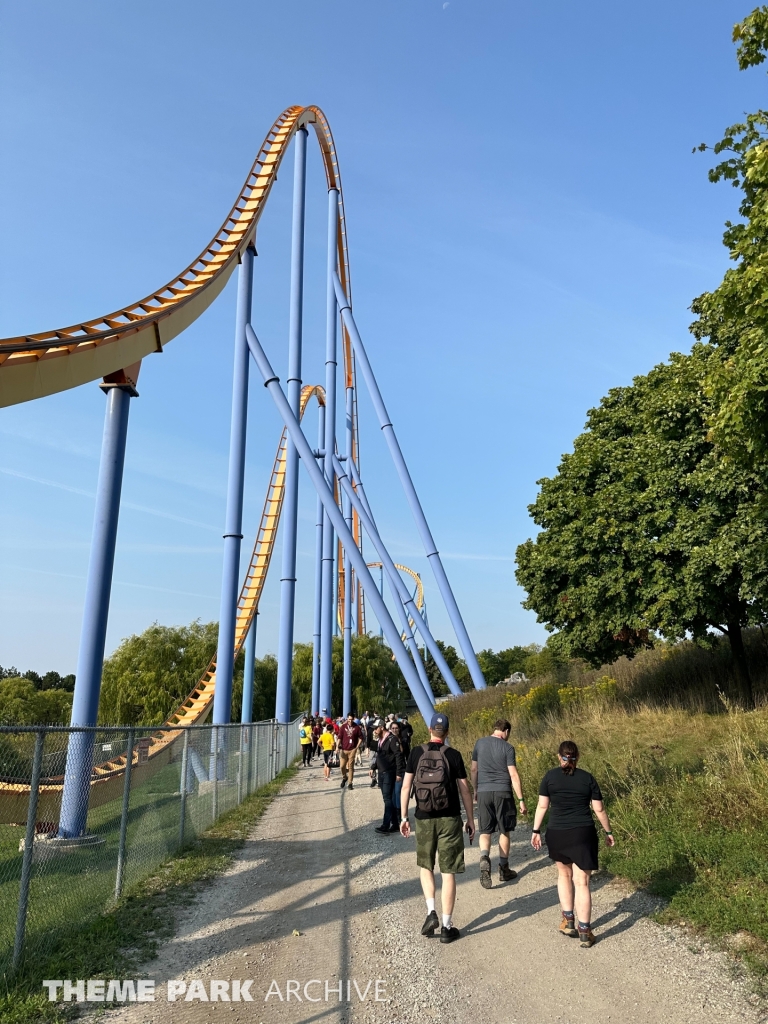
[{"x1": 430, "y1": 712, "x2": 449, "y2": 731}]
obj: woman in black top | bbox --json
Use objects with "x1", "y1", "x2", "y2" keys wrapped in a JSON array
[{"x1": 531, "y1": 741, "x2": 615, "y2": 947}]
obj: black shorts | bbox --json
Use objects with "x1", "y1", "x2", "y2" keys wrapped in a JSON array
[
  {"x1": 545, "y1": 825, "x2": 599, "y2": 871},
  {"x1": 477, "y1": 791, "x2": 516, "y2": 835},
  {"x1": 323, "y1": 751, "x2": 333, "y2": 765}
]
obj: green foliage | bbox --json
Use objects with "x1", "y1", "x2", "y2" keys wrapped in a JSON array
[
  {"x1": 291, "y1": 634, "x2": 408, "y2": 716},
  {"x1": 425, "y1": 639, "x2": 472, "y2": 696},
  {"x1": 99, "y1": 620, "x2": 244, "y2": 725},
  {"x1": 691, "y1": 8, "x2": 768, "y2": 467},
  {"x1": 476, "y1": 645, "x2": 531, "y2": 684},
  {"x1": 0, "y1": 677, "x2": 73, "y2": 725},
  {"x1": 515, "y1": 346, "x2": 768, "y2": 705}
]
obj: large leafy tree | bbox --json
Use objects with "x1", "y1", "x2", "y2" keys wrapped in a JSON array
[
  {"x1": 515, "y1": 347, "x2": 768, "y2": 706},
  {"x1": 0, "y1": 677, "x2": 73, "y2": 725},
  {"x1": 693, "y1": 7, "x2": 768, "y2": 465},
  {"x1": 290, "y1": 634, "x2": 407, "y2": 716}
]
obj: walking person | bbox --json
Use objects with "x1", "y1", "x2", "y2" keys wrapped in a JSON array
[
  {"x1": 389, "y1": 721, "x2": 404, "y2": 826},
  {"x1": 338, "y1": 712, "x2": 363, "y2": 790},
  {"x1": 470, "y1": 718, "x2": 526, "y2": 887},
  {"x1": 319, "y1": 723, "x2": 336, "y2": 781},
  {"x1": 531, "y1": 740, "x2": 615, "y2": 947},
  {"x1": 299, "y1": 717, "x2": 313, "y2": 767},
  {"x1": 366, "y1": 716, "x2": 379, "y2": 786},
  {"x1": 311, "y1": 717, "x2": 322, "y2": 761},
  {"x1": 400, "y1": 713, "x2": 475, "y2": 944},
  {"x1": 372, "y1": 720, "x2": 405, "y2": 834}
]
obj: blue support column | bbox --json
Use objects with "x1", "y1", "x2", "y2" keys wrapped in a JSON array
[
  {"x1": 244, "y1": 323, "x2": 434, "y2": 722},
  {"x1": 241, "y1": 613, "x2": 257, "y2": 724},
  {"x1": 333, "y1": 273, "x2": 486, "y2": 690},
  {"x1": 342, "y1": 387, "x2": 354, "y2": 716},
  {"x1": 59, "y1": 382, "x2": 135, "y2": 838},
  {"x1": 275, "y1": 126, "x2": 308, "y2": 724},
  {"x1": 345, "y1": 457, "x2": 458, "y2": 695},
  {"x1": 378, "y1": 565, "x2": 384, "y2": 639},
  {"x1": 311, "y1": 404, "x2": 325, "y2": 715},
  {"x1": 319, "y1": 187, "x2": 339, "y2": 715},
  {"x1": 212, "y1": 244, "x2": 255, "y2": 726}
]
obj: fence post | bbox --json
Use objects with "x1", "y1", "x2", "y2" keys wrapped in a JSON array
[
  {"x1": 237, "y1": 726, "x2": 244, "y2": 805},
  {"x1": 249, "y1": 725, "x2": 255, "y2": 795},
  {"x1": 114, "y1": 728, "x2": 135, "y2": 901},
  {"x1": 212, "y1": 726, "x2": 219, "y2": 823},
  {"x1": 178, "y1": 728, "x2": 189, "y2": 849},
  {"x1": 13, "y1": 729, "x2": 45, "y2": 972}
]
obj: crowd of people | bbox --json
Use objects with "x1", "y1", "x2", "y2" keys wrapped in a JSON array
[{"x1": 298, "y1": 708, "x2": 614, "y2": 947}]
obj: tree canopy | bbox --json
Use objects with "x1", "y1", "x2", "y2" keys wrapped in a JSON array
[
  {"x1": 0, "y1": 677, "x2": 73, "y2": 725},
  {"x1": 515, "y1": 347, "x2": 768, "y2": 705}
]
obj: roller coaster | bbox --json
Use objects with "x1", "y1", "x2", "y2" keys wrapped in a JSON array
[{"x1": 0, "y1": 106, "x2": 486, "y2": 834}]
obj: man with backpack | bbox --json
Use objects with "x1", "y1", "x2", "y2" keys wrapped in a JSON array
[{"x1": 400, "y1": 713, "x2": 475, "y2": 944}]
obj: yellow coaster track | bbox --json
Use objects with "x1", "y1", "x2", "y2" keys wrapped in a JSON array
[{"x1": 0, "y1": 105, "x2": 361, "y2": 823}]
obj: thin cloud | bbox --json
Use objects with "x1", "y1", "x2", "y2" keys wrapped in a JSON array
[
  {"x1": 0, "y1": 467, "x2": 221, "y2": 533},
  {"x1": 7, "y1": 564, "x2": 216, "y2": 601}
]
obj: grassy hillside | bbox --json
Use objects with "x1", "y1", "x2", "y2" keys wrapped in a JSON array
[{"x1": 413, "y1": 634, "x2": 768, "y2": 979}]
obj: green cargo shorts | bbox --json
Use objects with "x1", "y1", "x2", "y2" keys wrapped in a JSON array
[{"x1": 415, "y1": 815, "x2": 465, "y2": 874}]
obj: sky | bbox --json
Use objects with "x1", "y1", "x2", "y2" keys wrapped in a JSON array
[{"x1": 0, "y1": 0, "x2": 763, "y2": 675}]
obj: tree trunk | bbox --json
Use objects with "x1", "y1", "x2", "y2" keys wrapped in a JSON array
[{"x1": 726, "y1": 619, "x2": 754, "y2": 708}]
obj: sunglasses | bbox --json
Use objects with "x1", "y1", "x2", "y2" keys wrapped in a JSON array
[{"x1": 560, "y1": 754, "x2": 577, "y2": 761}]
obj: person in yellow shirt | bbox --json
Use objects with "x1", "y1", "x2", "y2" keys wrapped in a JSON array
[
  {"x1": 319, "y1": 724, "x2": 337, "y2": 781},
  {"x1": 299, "y1": 717, "x2": 313, "y2": 767}
]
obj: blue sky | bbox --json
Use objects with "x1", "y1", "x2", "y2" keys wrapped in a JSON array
[{"x1": 0, "y1": 0, "x2": 762, "y2": 674}]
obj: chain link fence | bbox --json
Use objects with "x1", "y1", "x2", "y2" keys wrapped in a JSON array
[{"x1": 0, "y1": 718, "x2": 301, "y2": 977}]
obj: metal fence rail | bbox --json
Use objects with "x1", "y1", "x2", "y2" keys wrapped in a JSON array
[{"x1": 0, "y1": 718, "x2": 301, "y2": 976}]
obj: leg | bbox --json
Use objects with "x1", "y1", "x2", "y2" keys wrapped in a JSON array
[
  {"x1": 347, "y1": 751, "x2": 355, "y2": 786},
  {"x1": 440, "y1": 872, "x2": 457, "y2": 917},
  {"x1": 379, "y1": 772, "x2": 394, "y2": 828},
  {"x1": 479, "y1": 833, "x2": 492, "y2": 855},
  {"x1": 556, "y1": 861, "x2": 575, "y2": 911},
  {"x1": 393, "y1": 778, "x2": 402, "y2": 825},
  {"x1": 420, "y1": 867, "x2": 436, "y2": 901},
  {"x1": 572, "y1": 864, "x2": 592, "y2": 924},
  {"x1": 498, "y1": 833, "x2": 510, "y2": 859}
]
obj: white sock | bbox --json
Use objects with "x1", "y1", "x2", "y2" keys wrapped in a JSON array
[
  {"x1": 426, "y1": 898, "x2": 435, "y2": 914},
  {"x1": 442, "y1": 913, "x2": 452, "y2": 929}
]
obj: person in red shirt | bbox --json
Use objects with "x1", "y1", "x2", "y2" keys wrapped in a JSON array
[{"x1": 337, "y1": 712, "x2": 363, "y2": 790}]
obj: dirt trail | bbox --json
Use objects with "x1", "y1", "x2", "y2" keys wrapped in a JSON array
[{"x1": 83, "y1": 758, "x2": 766, "y2": 1024}]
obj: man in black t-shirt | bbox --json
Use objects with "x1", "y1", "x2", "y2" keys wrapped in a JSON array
[{"x1": 400, "y1": 713, "x2": 475, "y2": 944}]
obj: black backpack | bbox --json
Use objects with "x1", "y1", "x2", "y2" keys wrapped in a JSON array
[{"x1": 414, "y1": 744, "x2": 451, "y2": 814}]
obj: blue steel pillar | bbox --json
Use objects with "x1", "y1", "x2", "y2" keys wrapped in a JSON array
[
  {"x1": 212, "y1": 244, "x2": 255, "y2": 726},
  {"x1": 311, "y1": 404, "x2": 325, "y2": 715},
  {"x1": 59, "y1": 380, "x2": 136, "y2": 838},
  {"x1": 275, "y1": 126, "x2": 308, "y2": 725},
  {"x1": 378, "y1": 565, "x2": 384, "y2": 639},
  {"x1": 241, "y1": 613, "x2": 257, "y2": 724},
  {"x1": 319, "y1": 187, "x2": 339, "y2": 715},
  {"x1": 244, "y1": 323, "x2": 434, "y2": 722},
  {"x1": 333, "y1": 273, "x2": 487, "y2": 690},
  {"x1": 342, "y1": 387, "x2": 354, "y2": 715}
]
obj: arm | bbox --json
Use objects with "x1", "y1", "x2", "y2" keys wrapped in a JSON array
[
  {"x1": 508, "y1": 766, "x2": 526, "y2": 815},
  {"x1": 470, "y1": 760, "x2": 479, "y2": 803},
  {"x1": 530, "y1": 795, "x2": 549, "y2": 851},
  {"x1": 457, "y1": 778, "x2": 476, "y2": 840},
  {"x1": 591, "y1": 800, "x2": 615, "y2": 846},
  {"x1": 399, "y1": 771, "x2": 415, "y2": 835},
  {"x1": 394, "y1": 738, "x2": 406, "y2": 779}
]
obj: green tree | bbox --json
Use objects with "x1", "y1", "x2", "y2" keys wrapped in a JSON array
[
  {"x1": 692, "y1": 8, "x2": 768, "y2": 466},
  {"x1": 425, "y1": 640, "x2": 472, "y2": 696},
  {"x1": 477, "y1": 645, "x2": 532, "y2": 684},
  {"x1": 99, "y1": 620, "x2": 244, "y2": 725},
  {"x1": 289, "y1": 634, "x2": 408, "y2": 717},
  {"x1": 515, "y1": 348, "x2": 768, "y2": 706},
  {"x1": 0, "y1": 677, "x2": 73, "y2": 725}
]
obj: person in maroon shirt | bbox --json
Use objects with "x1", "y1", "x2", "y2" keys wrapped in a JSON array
[{"x1": 337, "y1": 713, "x2": 363, "y2": 790}]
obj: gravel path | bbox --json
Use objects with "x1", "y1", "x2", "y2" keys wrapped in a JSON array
[{"x1": 83, "y1": 759, "x2": 767, "y2": 1024}]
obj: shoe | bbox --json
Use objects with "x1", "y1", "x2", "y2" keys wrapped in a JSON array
[
  {"x1": 374, "y1": 825, "x2": 392, "y2": 835},
  {"x1": 370, "y1": 778, "x2": 377, "y2": 788},
  {"x1": 440, "y1": 925, "x2": 460, "y2": 944},
  {"x1": 348, "y1": 784, "x2": 354, "y2": 791},
  {"x1": 421, "y1": 911, "x2": 439, "y2": 936},
  {"x1": 579, "y1": 928, "x2": 596, "y2": 948},
  {"x1": 340, "y1": 778, "x2": 346, "y2": 789},
  {"x1": 559, "y1": 918, "x2": 578, "y2": 938},
  {"x1": 479, "y1": 857, "x2": 492, "y2": 889},
  {"x1": 499, "y1": 864, "x2": 518, "y2": 882}
]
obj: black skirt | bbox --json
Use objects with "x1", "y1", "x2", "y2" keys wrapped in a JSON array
[{"x1": 544, "y1": 825, "x2": 599, "y2": 871}]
